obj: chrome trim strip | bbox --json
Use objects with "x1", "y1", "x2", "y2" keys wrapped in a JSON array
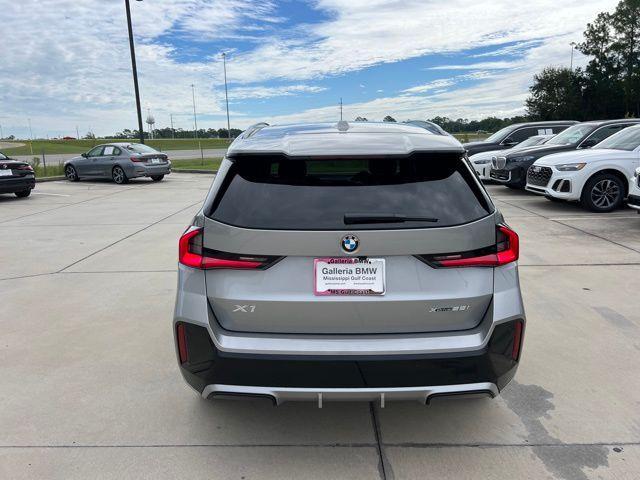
[
  {"x1": 628, "y1": 203, "x2": 640, "y2": 211},
  {"x1": 202, "y1": 382, "x2": 499, "y2": 405}
]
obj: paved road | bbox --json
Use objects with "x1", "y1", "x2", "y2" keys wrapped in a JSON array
[
  {"x1": 1, "y1": 176, "x2": 639, "y2": 479},
  {"x1": 11, "y1": 148, "x2": 228, "y2": 165}
]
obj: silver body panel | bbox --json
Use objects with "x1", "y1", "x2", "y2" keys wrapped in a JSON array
[{"x1": 174, "y1": 261, "x2": 524, "y2": 356}]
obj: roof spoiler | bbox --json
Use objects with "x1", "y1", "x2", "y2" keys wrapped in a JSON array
[{"x1": 243, "y1": 122, "x2": 269, "y2": 138}]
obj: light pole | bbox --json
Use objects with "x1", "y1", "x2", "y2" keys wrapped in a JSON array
[
  {"x1": 28, "y1": 118, "x2": 33, "y2": 140},
  {"x1": 170, "y1": 113, "x2": 175, "y2": 139},
  {"x1": 570, "y1": 42, "x2": 577, "y2": 71},
  {"x1": 125, "y1": 0, "x2": 145, "y2": 144},
  {"x1": 191, "y1": 84, "x2": 198, "y2": 140},
  {"x1": 222, "y1": 52, "x2": 231, "y2": 139}
]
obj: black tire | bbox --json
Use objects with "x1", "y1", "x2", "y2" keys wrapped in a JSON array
[
  {"x1": 65, "y1": 164, "x2": 80, "y2": 182},
  {"x1": 15, "y1": 189, "x2": 31, "y2": 198},
  {"x1": 506, "y1": 182, "x2": 525, "y2": 190},
  {"x1": 151, "y1": 175, "x2": 164, "y2": 182},
  {"x1": 580, "y1": 173, "x2": 624, "y2": 212},
  {"x1": 112, "y1": 165, "x2": 129, "y2": 184}
]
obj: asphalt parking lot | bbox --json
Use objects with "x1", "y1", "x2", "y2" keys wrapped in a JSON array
[{"x1": 1, "y1": 173, "x2": 639, "y2": 479}]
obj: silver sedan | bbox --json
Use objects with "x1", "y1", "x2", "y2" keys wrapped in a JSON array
[{"x1": 64, "y1": 143, "x2": 171, "y2": 184}]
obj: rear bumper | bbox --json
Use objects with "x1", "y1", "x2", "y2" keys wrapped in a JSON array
[
  {"x1": 175, "y1": 320, "x2": 522, "y2": 402},
  {"x1": 129, "y1": 163, "x2": 171, "y2": 178},
  {"x1": 174, "y1": 262, "x2": 525, "y2": 402},
  {"x1": 0, "y1": 176, "x2": 35, "y2": 193}
]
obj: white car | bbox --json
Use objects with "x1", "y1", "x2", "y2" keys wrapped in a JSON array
[
  {"x1": 470, "y1": 135, "x2": 553, "y2": 180},
  {"x1": 628, "y1": 167, "x2": 640, "y2": 212},
  {"x1": 525, "y1": 125, "x2": 640, "y2": 212}
]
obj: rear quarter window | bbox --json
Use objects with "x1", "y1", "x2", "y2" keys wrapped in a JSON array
[{"x1": 207, "y1": 153, "x2": 492, "y2": 230}]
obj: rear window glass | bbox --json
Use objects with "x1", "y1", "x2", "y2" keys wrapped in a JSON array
[
  {"x1": 208, "y1": 154, "x2": 492, "y2": 230},
  {"x1": 125, "y1": 144, "x2": 159, "y2": 154}
]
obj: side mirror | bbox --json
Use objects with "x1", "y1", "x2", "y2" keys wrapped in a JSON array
[
  {"x1": 81, "y1": 152, "x2": 88, "y2": 158},
  {"x1": 502, "y1": 138, "x2": 518, "y2": 147}
]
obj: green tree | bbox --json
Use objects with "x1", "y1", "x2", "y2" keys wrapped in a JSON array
[
  {"x1": 577, "y1": 0, "x2": 640, "y2": 117},
  {"x1": 525, "y1": 67, "x2": 587, "y2": 120},
  {"x1": 610, "y1": 0, "x2": 640, "y2": 115}
]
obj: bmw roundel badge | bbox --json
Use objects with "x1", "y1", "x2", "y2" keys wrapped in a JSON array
[{"x1": 341, "y1": 234, "x2": 359, "y2": 253}]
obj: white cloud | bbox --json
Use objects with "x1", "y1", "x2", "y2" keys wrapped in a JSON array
[
  {"x1": 402, "y1": 78, "x2": 457, "y2": 94},
  {"x1": 0, "y1": 0, "x2": 619, "y2": 137},
  {"x1": 230, "y1": 84, "x2": 327, "y2": 100}
]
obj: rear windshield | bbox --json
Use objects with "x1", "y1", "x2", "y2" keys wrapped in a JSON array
[
  {"x1": 207, "y1": 154, "x2": 492, "y2": 230},
  {"x1": 125, "y1": 144, "x2": 159, "y2": 154}
]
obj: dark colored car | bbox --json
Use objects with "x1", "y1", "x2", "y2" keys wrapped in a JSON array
[
  {"x1": 0, "y1": 151, "x2": 35, "y2": 198},
  {"x1": 490, "y1": 119, "x2": 640, "y2": 188},
  {"x1": 463, "y1": 121, "x2": 577, "y2": 156}
]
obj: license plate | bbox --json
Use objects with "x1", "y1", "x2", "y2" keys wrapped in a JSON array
[
  {"x1": 151, "y1": 158, "x2": 161, "y2": 164},
  {"x1": 314, "y1": 258, "x2": 385, "y2": 296},
  {"x1": 0, "y1": 170, "x2": 13, "y2": 176}
]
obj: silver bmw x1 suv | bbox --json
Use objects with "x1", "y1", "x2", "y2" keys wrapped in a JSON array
[{"x1": 174, "y1": 121, "x2": 525, "y2": 405}]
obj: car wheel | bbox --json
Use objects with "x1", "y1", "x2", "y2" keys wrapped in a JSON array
[
  {"x1": 581, "y1": 173, "x2": 624, "y2": 212},
  {"x1": 151, "y1": 175, "x2": 164, "y2": 182},
  {"x1": 112, "y1": 166, "x2": 129, "y2": 184},
  {"x1": 14, "y1": 189, "x2": 31, "y2": 198},
  {"x1": 65, "y1": 165, "x2": 80, "y2": 182}
]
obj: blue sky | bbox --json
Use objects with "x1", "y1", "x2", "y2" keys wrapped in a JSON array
[{"x1": 0, "y1": 0, "x2": 617, "y2": 138}]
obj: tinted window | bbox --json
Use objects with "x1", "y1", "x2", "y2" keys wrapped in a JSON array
[
  {"x1": 485, "y1": 126, "x2": 517, "y2": 143},
  {"x1": 209, "y1": 155, "x2": 492, "y2": 230},
  {"x1": 594, "y1": 125, "x2": 640, "y2": 151},
  {"x1": 506, "y1": 127, "x2": 539, "y2": 143},
  {"x1": 583, "y1": 124, "x2": 630, "y2": 146}
]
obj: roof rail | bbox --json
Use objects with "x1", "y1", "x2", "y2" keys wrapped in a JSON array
[{"x1": 243, "y1": 122, "x2": 269, "y2": 138}]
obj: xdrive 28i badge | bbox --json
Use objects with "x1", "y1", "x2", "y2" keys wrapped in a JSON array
[{"x1": 341, "y1": 234, "x2": 359, "y2": 253}]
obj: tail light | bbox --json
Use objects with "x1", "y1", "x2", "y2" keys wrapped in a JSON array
[
  {"x1": 16, "y1": 164, "x2": 33, "y2": 171},
  {"x1": 418, "y1": 224, "x2": 519, "y2": 268},
  {"x1": 178, "y1": 227, "x2": 282, "y2": 270},
  {"x1": 130, "y1": 156, "x2": 145, "y2": 162}
]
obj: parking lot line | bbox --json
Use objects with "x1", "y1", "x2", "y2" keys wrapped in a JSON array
[{"x1": 1, "y1": 176, "x2": 639, "y2": 480}]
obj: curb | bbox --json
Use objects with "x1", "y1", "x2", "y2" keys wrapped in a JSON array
[
  {"x1": 36, "y1": 176, "x2": 66, "y2": 183},
  {"x1": 172, "y1": 169, "x2": 218, "y2": 174}
]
